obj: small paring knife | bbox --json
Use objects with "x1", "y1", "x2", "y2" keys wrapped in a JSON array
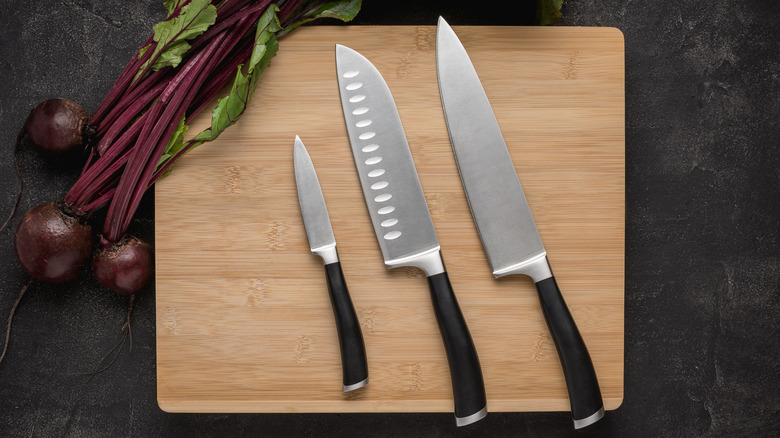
[
  {"x1": 293, "y1": 135, "x2": 368, "y2": 392},
  {"x1": 436, "y1": 17, "x2": 604, "y2": 429}
]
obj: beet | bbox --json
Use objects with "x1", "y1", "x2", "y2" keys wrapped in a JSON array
[
  {"x1": 24, "y1": 98, "x2": 92, "y2": 157},
  {"x1": 92, "y1": 234, "x2": 153, "y2": 295},
  {"x1": 2, "y1": 99, "x2": 92, "y2": 234},
  {"x1": 14, "y1": 201, "x2": 92, "y2": 283}
]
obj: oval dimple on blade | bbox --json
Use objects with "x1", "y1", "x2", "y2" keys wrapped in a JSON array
[{"x1": 335, "y1": 44, "x2": 440, "y2": 264}]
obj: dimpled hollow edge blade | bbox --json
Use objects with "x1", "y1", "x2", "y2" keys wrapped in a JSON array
[{"x1": 335, "y1": 44, "x2": 440, "y2": 267}]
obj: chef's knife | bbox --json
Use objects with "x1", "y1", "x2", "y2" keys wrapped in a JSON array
[
  {"x1": 293, "y1": 135, "x2": 369, "y2": 392},
  {"x1": 335, "y1": 44, "x2": 487, "y2": 426},
  {"x1": 435, "y1": 17, "x2": 604, "y2": 429}
]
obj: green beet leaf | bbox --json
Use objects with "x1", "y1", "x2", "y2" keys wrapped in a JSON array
[
  {"x1": 136, "y1": 0, "x2": 217, "y2": 81},
  {"x1": 192, "y1": 5, "x2": 281, "y2": 145},
  {"x1": 163, "y1": 0, "x2": 187, "y2": 16},
  {"x1": 280, "y1": 0, "x2": 362, "y2": 36},
  {"x1": 156, "y1": 115, "x2": 189, "y2": 177},
  {"x1": 155, "y1": 0, "x2": 362, "y2": 174},
  {"x1": 537, "y1": 0, "x2": 564, "y2": 25}
]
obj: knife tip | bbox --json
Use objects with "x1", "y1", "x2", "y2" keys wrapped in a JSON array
[
  {"x1": 437, "y1": 16, "x2": 452, "y2": 31},
  {"x1": 436, "y1": 16, "x2": 456, "y2": 49},
  {"x1": 293, "y1": 135, "x2": 307, "y2": 157}
]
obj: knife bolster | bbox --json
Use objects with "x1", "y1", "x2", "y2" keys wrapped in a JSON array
[
  {"x1": 493, "y1": 252, "x2": 552, "y2": 282},
  {"x1": 385, "y1": 246, "x2": 444, "y2": 276},
  {"x1": 313, "y1": 243, "x2": 338, "y2": 264}
]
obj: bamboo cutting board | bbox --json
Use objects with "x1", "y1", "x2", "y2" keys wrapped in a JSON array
[{"x1": 155, "y1": 25, "x2": 625, "y2": 414}]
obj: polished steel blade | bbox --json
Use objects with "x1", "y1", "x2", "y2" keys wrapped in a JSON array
[
  {"x1": 436, "y1": 17, "x2": 547, "y2": 279},
  {"x1": 335, "y1": 44, "x2": 441, "y2": 273},
  {"x1": 293, "y1": 136, "x2": 336, "y2": 257}
]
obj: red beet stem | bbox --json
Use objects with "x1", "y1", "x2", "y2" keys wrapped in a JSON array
[
  {"x1": 88, "y1": 0, "x2": 201, "y2": 127},
  {"x1": 81, "y1": 188, "x2": 117, "y2": 214},
  {"x1": 64, "y1": 112, "x2": 148, "y2": 213},
  {"x1": 70, "y1": 148, "x2": 131, "y2": 213},
  {"x1": 89, "y1": 37, "x2": 155, "y2": 126},
  {"x1": 89, "y1": 1, "x2": 199, "y2": 126},
  {"x1": 105, "y1": 10, "x2": 266, "y2": 241},
  {"x1": 104, "y1": 31, "x2": 228, "y2": 242},
  {"x1": 216, "y1": 0, "x2": 255, "y2": 19},
  {"x1": 191, "y1": 0, "x2": 272, "y2": 51},
  {"x1": 187, "y1": 41, "x2": 252, "y2": 119},
  {"x1": 96, "y1": 68, "x2": 171, "y2": 138},
  {"x1": 68, "y1": 1, "x2": 322, "y2": 227},
  {"x1": 96, "y1": 80, "x2": 169, "y2": 155}
]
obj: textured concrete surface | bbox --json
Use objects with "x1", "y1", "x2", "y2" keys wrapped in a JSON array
[{"x1": 1, "y1": 1, "x2": 778, "y2": 437}]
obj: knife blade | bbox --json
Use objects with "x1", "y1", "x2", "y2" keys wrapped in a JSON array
[
  {"x1": 293, "y1": 135, "x2": 368, "y2": 392},
  {"x1": 435, "y1": 17, "x2": 604, "y2": 428},
  {"x1": 335, "y1": 44, "x2": 487, "y2": 426}
]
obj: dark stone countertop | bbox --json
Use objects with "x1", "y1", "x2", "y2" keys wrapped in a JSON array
[{"x1": 1, "y1": 1, "x2": 778, "y2": 437}]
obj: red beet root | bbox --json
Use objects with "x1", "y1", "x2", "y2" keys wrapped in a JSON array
[
  {"x1": 92, "y1": 234, "x2": 153, "y2": 295},
  {"x1": 2, "y1": 99, "x2": 93, "y2": 234},
  {"x1": 14, "y1": 201, "x2": 92, "y2": 283},
  {"x1": 25, "y1": 98, "x2": 92, "y2": 157}
]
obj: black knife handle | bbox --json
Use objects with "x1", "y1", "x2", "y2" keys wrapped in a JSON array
[
  {"x1": 427, "y1": 271, "x2": 487, "y2": 426},
  {"x1": 535, "y1": 275, "x2": 604, "y2": 428},
  {"x1": 324, "y1": 261, "x2": 369, "y2": 391}
]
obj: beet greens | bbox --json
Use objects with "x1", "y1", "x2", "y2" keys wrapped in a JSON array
[
  {"x1": 2, "y1": 0, "x2": 361, "y2": 366},
  {"x1": 59, "y1": 0, "x2": 360, "y2": 290},
  {"x1": 70, "y1": 0, "x2": 356, "y2": 212}
]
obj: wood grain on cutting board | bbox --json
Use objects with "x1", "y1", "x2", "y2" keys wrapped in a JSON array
[{"x1": 155, "y1": 25, "x2": 625, "y2": 413}]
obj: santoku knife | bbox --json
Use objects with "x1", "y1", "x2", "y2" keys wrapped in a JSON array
[
  {"x1": 435, "y1": 17, "x2": 604, "y2": 429},
  {"x1": 293, "y1": 135, "x2": 369, "y2": 392},
  {"x1": 335, "y1": 44, "x2": 487, "y2": 426}
]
